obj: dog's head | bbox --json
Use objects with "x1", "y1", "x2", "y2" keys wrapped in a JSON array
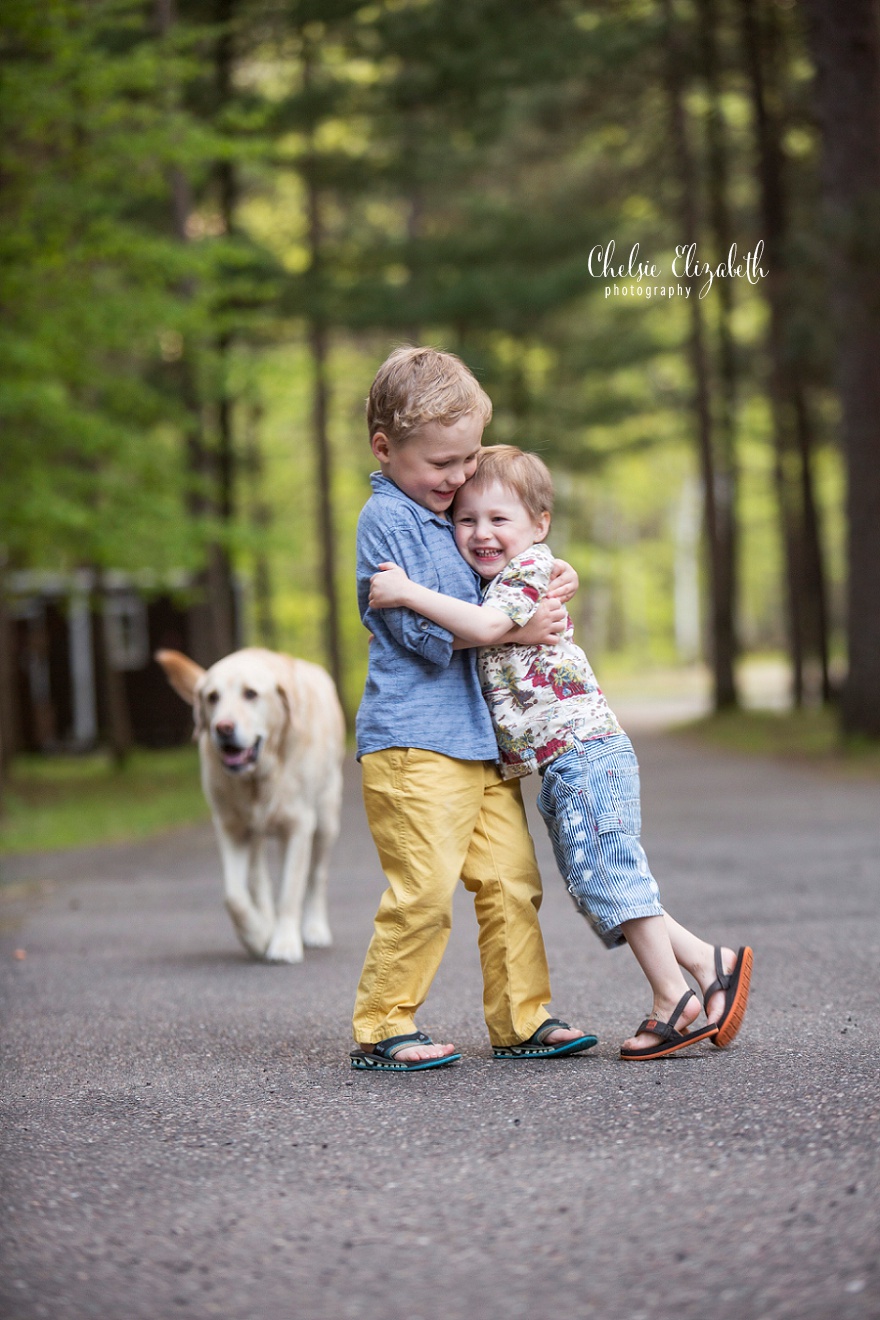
[
  {"x1": 156, "y1": 649, "x2": 290, "y2": 776},
  {"x1": 199, "y1": 654, "x2": 291, "y2": 774}
]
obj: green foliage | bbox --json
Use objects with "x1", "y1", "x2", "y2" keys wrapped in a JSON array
[
  {"x1": 0, "y1": 0, "x2": 850, "y2": 727},
  {"x1": 0, "y1": 0, "x2": 262, "y2": 574},
  {"x1": 680, "y1": 707, "x2": 880, "y2": 777},
  {"x1": 0, "y1": 748, "x2": 208, "y2": 855}
]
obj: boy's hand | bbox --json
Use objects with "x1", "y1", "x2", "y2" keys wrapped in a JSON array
[
  {"x1": 516, "y1": 597, "x2": 567, "y2": 646},
  {"x1": 547, "y1": 558, "x2": 579, "y2": 604},
  {"x1": 369, "y1": 562, "x2": 413, "y2": 610}
]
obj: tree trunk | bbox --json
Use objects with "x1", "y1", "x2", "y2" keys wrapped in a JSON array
[
  {"x1": 662, "y1": 0, "x2": 737, "y2": 710},
  {"x1": 793, "y1": 390, "x2": 831, "y2": 702},
  {"x1": 0, "y1": 563, "x2": 21, "y2": 794},
  {"x1": 243, "y1": 403, "x2": 278, "y2": 650},
  {"x1": 213, "y1": 0, "x2": 239, "y2": 651},
  {"x1": 801, "y1": 0, "x2": 880, "y2": 736},
  {"x1": 95, "y1": 576, "x2": 134, "y2": 769},
  {"x1": 155, "y1": 0, "x2": 235, "y2": 666},
  {"x1": 303, "y1": 40, "x2": 344, "y2": 704},
  {"x1": 307, "y1": 316, "x2": 343, "y2": 700},
  {"x1": 696, "y1": 0, "x2": 740, "y2": 709},
  {"x1": 739, "y1": 0, "x2": 830, "y2": 707}
]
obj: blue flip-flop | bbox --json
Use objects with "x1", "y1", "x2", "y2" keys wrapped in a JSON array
[
  {"x1": 493, "y1": 1018, "x2": 598, "y2": 1060},
  {"x1": 350, "y1": 1030, "x2": 462, "y2": 1072}
]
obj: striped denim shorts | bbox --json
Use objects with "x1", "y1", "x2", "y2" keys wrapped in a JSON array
[{"x1": 537, "y1": 733, "x2": 664, "y2": 948}]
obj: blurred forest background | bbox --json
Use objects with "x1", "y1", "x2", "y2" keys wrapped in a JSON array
[{"x1": 2, "y1": 0, "x2": 880, "y2": 802}]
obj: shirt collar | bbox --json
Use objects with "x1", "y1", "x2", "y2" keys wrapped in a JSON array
[{"x1": 369, "y1": 471, "x2": 452, "y2": 527}]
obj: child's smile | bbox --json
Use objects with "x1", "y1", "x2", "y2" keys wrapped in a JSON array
[
  {"x1": 370, "y1": 414, "x2": 483, "y2": 515},
  {"x1": 453, "y1": 480, "x2": 550, "y2": 578}
]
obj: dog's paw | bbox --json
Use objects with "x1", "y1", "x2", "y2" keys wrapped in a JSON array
[
  {"x1": 226, "y1": 899, "x2": 273, "y2": 958},
  {"x1": 264, "y1": 928, "x2": 304, "y2": 964},
  {"x1": 302, "y1": 915, "x2": 333, "y2": 948}
]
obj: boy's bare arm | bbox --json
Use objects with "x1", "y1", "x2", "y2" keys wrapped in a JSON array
[
  {"x1": 369, "y1": 563, "x2": 566, "y2": 648},
  {"x1": 369, "y1": 563, "x2": 512, "y2": 645}
]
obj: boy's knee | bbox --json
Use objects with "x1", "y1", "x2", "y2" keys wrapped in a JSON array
[
  {"x1": 379, "y1": 885, "x2": 453, "y2": 932},
  {"x1": 462, "y1": 866, "x2": 543, "y2": 905}
]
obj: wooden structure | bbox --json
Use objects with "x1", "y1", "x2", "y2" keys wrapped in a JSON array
[{"x1": 2, "y1": 571, "x2": 240, "y2": 754}]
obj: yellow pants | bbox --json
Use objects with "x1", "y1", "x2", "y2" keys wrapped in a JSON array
[{"x1": 352, "y1": 748, "x2": 552, "y2": 1048}]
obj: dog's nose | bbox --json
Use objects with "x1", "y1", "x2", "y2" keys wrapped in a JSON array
[{"x1": 215, "y1": 719, "x2": 235, "y2": 737}]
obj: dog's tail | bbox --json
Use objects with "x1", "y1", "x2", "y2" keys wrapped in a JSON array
[{"x1": 155, "y1": 649, "x2": 205, "y2": 706}]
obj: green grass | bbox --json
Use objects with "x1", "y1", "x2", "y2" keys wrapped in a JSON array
[
  {"x1": 678, "y1": 706, "x2": 880, "y2": 776},
  {"x1": 0, "y1": 747, "x2": 209, "y2": 857},
  {"x1": 2, "y1": 702, "x2": 876, "y2": 861}
]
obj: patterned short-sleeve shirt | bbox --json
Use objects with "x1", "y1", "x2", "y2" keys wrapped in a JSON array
[{"x1": 479, "y1": 542, "x2": 621, "y2": 779}]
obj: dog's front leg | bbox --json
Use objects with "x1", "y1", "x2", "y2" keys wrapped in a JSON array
[
  {"x1": 265, "y1": 810, "x2": 315, "y2": 964},
  {"x1": 215, "y1": 824, "x2": 273, "y2": 958},
  {"x1": 248, "y1": 837, "x2": 275, "y2": 925},
  {"x1": 301, "y1": 820, "x2": 334, "y2": 949}
]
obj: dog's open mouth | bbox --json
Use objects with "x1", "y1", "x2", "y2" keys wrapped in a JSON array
[{"x1": 217, "y1": 737, "x2": 262, "y2": 772}]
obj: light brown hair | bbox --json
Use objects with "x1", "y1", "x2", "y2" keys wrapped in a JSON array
[
  {"x1": 366, "y1": 345, "x2": 493, "y2": 443},
  {"x1": 464, "y1": 445, "x2": 555, "y2": 520}
]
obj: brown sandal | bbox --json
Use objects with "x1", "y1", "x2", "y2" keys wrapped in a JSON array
[
  {"x1": 620, "y1": 989, "x2": 718, "y2": 1061},
  {"x1": 704, "y1": 946, "x2": 753, "y2": 1048}
]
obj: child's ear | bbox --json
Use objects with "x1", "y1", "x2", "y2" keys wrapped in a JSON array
[
  {"x1": 534, "y1": 511, "x2": 551, "y2": 542},
  {"x1": 371, "y1": 431, "x2": 392, "y2": 465}
]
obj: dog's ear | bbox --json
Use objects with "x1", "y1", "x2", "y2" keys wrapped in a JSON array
[
  {"x1": 271, "y1": 683, "x2": 293, "y2": 754},
  {"x1": 193, "y1": 682, "x2": 209, "y2": 737},
  {"x1": 276, "y1": 683, "x2": 292, "y2": 727},
  {"x1": 155, "y1": 650, "x2": 205, "y2": 706}
]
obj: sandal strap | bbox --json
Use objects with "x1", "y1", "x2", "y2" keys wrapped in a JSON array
[
  {"x1": 371, "y1": 1031, "x2": 433, "y2": 1060},
  {"x1": 667, "y1": 988, "x2": 696, "y2": 1029},
  {"x1": 634, "y1": 1016, "x2": 676, "y2": 1043},
  {"x1": 635, "y1": 990, "x2": 696, "y2": 1043},
  {"x1": 531, "y1": 1019, "x2": 571, "y2": 1046},
  {"x1": 703, "y1": 947, "x2": 730, "y2": 1006}
]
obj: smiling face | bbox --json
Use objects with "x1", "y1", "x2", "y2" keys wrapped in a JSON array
[
  {"x1": 452, "y1": 479, "x2": 551, "y2": 579},
  {"x1": 371, "y1": 413, "x2": 483, "y2": 516}
]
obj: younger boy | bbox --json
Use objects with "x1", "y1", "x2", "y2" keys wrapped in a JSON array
[
  {"x1": 369, "y1": 445, "x2": 753, "y2": 1059},
  {"x1": 350, "y1": 348, "x2": 596, "y2": 1072}
]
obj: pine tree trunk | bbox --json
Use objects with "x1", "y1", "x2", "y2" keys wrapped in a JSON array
[
  {"x1": 793, "y1": 391, "x2": 831, "y2": 703},
  {"x1": 303, "y1": 40, "x2": 344, "y2": 705},
  {"x1": 213, "y1": 0, "x2": 239, "y2": 651},
  {"x1": 739, "y1": 0, "x2": 831, "y2": 706},
  {"x1": 0, "y1": 569, "x2": 15, "y2": 813},
  {"x1": 697, "y1": 0, "x2": 740, "y2": 709},
  {"x1": 802, "y1": 0, "x2": 880, "y2": 736},
  {"x1": 155, "y1": 0, "x2": 235, "y2": 666},
  {"x1": 244, "y1": 403, "x2": 278, "y2": 650},
  {"x1": 95, "y1": 575, "x2": 133, "y2": 769},
  {"x1": 662, "y1": 0, "x2": 736, "y2": 710},
  {"x1": 307, "y1": 317, "x2": 343, "y2": 701}
]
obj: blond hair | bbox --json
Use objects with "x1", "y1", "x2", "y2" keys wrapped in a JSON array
[
  {"x1": 366, "y1": 345, "x2": 493, "y2": 444},
  {"x1": 464, "y1": 445, "x2": 555, "y2": 520}
]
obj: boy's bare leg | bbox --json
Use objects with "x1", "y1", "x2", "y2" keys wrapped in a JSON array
[
  {"x1": 662, "y1": 913, "x2": 739, "y2": 1026},
  {"x1": 619, "y1": 915, "x2": 702, "y2": 1050}
]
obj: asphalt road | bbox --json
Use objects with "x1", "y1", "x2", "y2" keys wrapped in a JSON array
[{"x1": 1, "y1": 731, "x2": 878, "y2": 1320}]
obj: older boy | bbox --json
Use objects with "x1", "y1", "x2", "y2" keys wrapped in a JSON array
[{"x1": 350, "y1": 347, "x2": 596, "y2": 1071}]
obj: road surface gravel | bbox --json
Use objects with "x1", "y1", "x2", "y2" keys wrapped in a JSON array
[{"x1": 1, "y1": 731, "x2": 878, "y2": 1320}]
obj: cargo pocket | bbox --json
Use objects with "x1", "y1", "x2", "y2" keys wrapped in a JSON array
[{"x1": 592, "y1": 747, "x2": 642, "y2": 839}]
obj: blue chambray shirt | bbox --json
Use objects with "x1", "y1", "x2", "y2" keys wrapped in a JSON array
[{"x1": 355, "y1": 472, "x2": 499, "y2": 761}]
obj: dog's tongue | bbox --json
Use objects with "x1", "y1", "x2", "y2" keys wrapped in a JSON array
[{"x1": 222, "y1": 747, "x2": 251, "y2": 767}]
